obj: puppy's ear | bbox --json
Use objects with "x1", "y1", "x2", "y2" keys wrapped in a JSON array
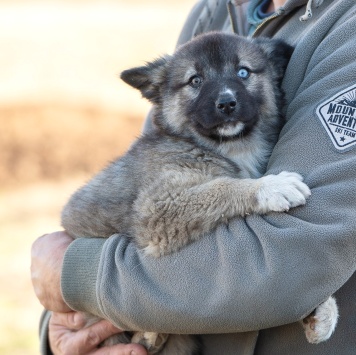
[
  {"x1": 253, "y1": 38, "x2": 294, "y2": 80},
  {"x1": 120, "y1": 56, "x2": 170, "y2": 104}
]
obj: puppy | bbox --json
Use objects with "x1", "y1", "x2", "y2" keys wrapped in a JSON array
[{"x1": 62, "y1": 32, "x2": 337, "y2": 353}]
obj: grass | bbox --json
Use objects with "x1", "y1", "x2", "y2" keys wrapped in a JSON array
[{"x1": 0, "y1": 104, "x2": 144, "y2": 187}]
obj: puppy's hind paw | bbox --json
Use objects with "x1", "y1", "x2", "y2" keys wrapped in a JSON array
[{"x1": 302, "y1": 296, "x2": 339, "y2": 344}]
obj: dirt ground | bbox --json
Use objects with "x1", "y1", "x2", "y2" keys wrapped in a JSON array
[{"x1": 0, "y1": 0, "x2": 193, "y2": 353}]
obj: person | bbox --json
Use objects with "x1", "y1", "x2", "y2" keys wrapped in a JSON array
[{"x1": 31, "y1": 0, "x2": 356, "y2": 354}]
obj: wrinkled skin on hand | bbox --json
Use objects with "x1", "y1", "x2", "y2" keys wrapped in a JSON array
[{"x1": 49, "y1": 311, "x2": 147, "y2": 355}]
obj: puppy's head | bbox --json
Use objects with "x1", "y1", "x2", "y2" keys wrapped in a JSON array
[{"x1": 121, "y1": 32, "x2": 293, "y2": 143}]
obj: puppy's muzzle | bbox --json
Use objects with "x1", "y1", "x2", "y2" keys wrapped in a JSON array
[{"x1": 216, "y1": 93, "x2": 237, "y2": 115}]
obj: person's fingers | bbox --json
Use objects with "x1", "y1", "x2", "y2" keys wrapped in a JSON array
[
  {"x1": 49, "y1": 311, "x2": 148, "y2": 355},
  {"x1": 51, "y1": 311, "x2": 88, "y2": 331},
  {"x1": 69, "y1": 319, "x2": 125, "y2": 353}
]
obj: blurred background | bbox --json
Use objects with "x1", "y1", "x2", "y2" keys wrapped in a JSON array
[{"x1": 0, "y1": 0, "x2": 194, "y2": 353}]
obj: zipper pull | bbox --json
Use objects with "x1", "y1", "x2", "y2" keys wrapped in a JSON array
[{"x1": 252, "y1": 8, "x2": 285, "y2": 37}]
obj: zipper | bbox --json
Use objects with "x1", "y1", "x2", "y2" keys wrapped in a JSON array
[{"x1": 252, "y1": 8, "x2": 285, "y2": 37}]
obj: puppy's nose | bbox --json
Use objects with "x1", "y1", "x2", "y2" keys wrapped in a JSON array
[{"x1": 216, "y1": 93, "x2": 237, "y2": 114}]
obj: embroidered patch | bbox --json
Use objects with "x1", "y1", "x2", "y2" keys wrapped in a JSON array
[{"x1": 316, "y1": 84, "x2": 356, "y2": 151}]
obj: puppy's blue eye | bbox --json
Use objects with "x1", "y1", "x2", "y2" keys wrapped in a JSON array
[{"x1": 237, "y1": 68, "x2": 250, "y2": 79}]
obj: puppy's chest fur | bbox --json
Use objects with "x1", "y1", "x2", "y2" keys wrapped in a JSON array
[
  {"x1": 141, "y1": 135, "x2": 241, "y2": 176},
  {"x1": 136, "y1": 131, "x2": 267, "y2": 182},
  {"x1": 129, "y1": 132, "x2": 263, "y2": 194}
]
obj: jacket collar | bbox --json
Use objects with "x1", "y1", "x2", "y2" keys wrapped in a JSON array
[
  {"x1": 233, "y1": 0, "x2": 323, "y2": 13},
  {"x1": 232, "y1": 0, "x2": 325, "y2": 21}
]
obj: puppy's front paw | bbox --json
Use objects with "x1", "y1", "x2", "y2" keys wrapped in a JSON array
[
  {"x1": 132, "y1": 331, "x2": 169, "y2": 354},
  {"x1": 256, "y1": 171, "x2": 311, "y2": 213},
  {"x1": 302, "y1": 296, "x2": 339, "y2": 344}
]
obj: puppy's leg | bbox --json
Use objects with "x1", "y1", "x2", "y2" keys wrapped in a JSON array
[
  {"x1": 302, "y1": 296, "x2": 339, "y2": 344},
  {"x1": 129, "y1": 332, "x2": 201, "y2": 354},
  {"x1": 134, "y1": 171, "x2": 310, "y2": 256}
]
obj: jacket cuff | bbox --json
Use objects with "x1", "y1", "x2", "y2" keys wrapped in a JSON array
[
  {"x1": 39, "y1": 309, "x2": 53, "y2": 354},
  {"x1": 61, "y1": 237, "x2": 105, "y2": 313}
]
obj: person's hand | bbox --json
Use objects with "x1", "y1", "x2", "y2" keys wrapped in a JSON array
[
  {"x1": 49, "y1": 311, "x2": 148, "y2": 355},
  {"x1": 31, "y1": 231, "x2": 73, "y2": 312}
]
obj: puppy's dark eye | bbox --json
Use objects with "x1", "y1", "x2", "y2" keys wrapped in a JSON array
[
  {"x1": 189, "y1": 75, "x2": 203, "y2": 88},
  {"x1": 237, "y1": 68, "x2": 250, "y2": 79}
]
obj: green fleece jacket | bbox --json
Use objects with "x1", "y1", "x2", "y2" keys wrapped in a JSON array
[{"x1": 40, "y1": 0, "x2": 356, "y2": 354}]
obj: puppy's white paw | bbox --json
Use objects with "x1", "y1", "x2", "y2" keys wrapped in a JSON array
[
  {"x1": 302, "y1": 296, "x2": 339, "y2": 344},
  {"x1": 256, "y1": 171, "x2": 311, "y2": 213}
]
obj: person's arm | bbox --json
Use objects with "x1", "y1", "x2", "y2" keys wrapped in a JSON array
[{"x1": 59, "y1": 9, "x2": 356, "y2": 334}]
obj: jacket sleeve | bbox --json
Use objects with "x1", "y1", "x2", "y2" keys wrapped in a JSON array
[
  {"x1": 39, "y1": 310, "x2": 53, "y2": 354},
  {"x1": 61, "y1": 5, "x2": 356, "y2": 334}
]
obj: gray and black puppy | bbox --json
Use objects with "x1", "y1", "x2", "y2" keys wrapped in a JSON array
[{"x1": 62, "y1": 33, "x2": 337, "y2": 354}]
